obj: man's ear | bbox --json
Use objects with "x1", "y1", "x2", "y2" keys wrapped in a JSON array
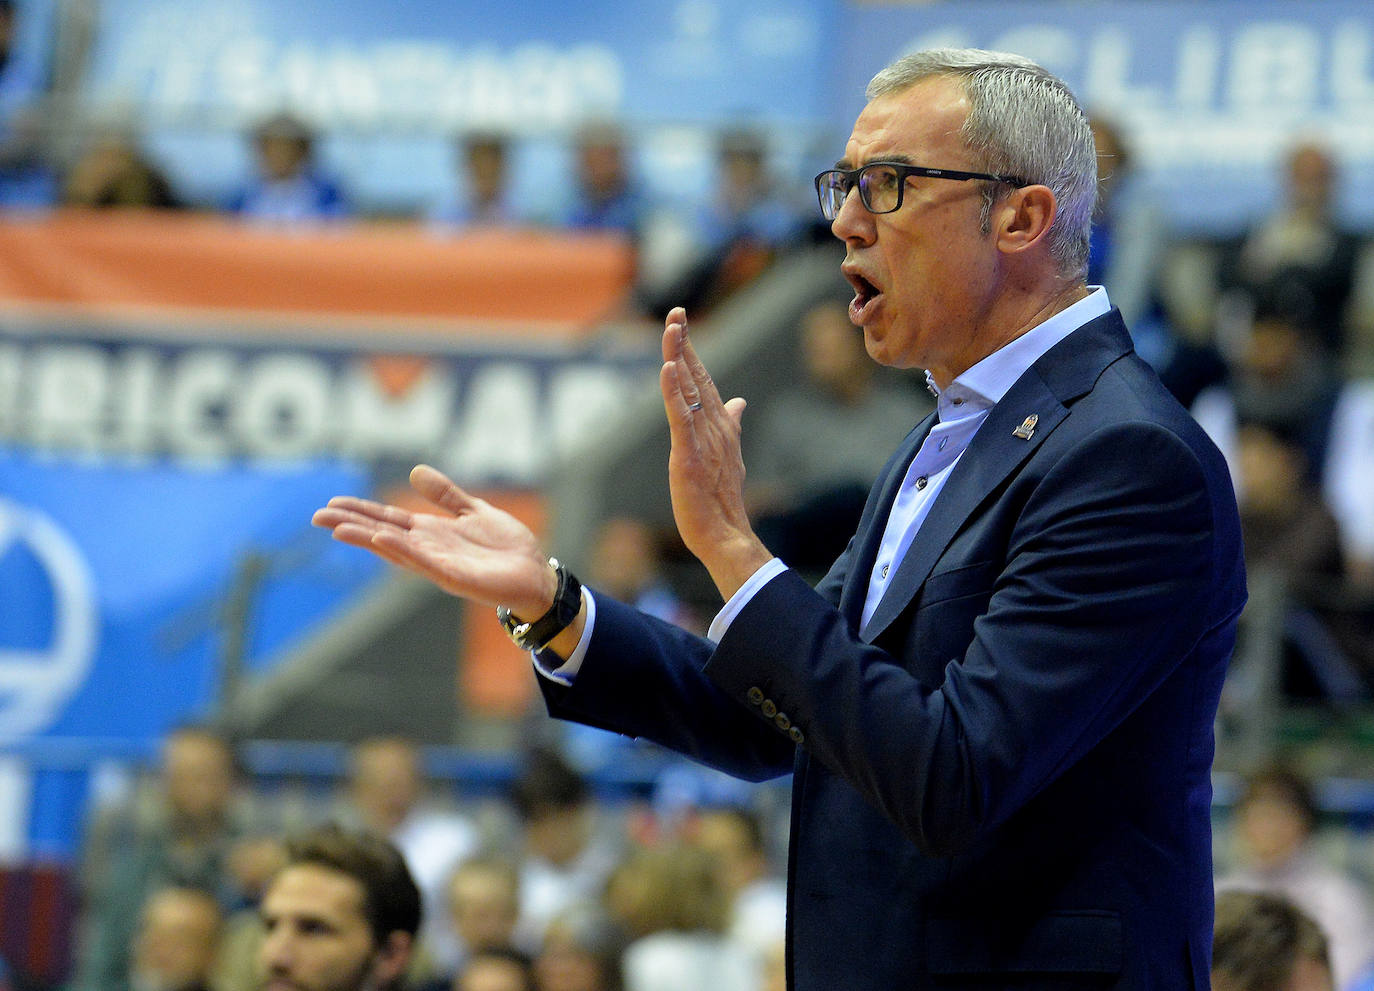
[
  {"x1": 369, "y1": 931, "x2": 413, "y2": 989},
  {"x1": 994, "y1": 184, "x2": 1057, "y2": 255}
]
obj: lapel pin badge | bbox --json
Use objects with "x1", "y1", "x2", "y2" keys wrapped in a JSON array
[{"x1": 1012, "y1": 413, "x2": 1039, "y2": 440}]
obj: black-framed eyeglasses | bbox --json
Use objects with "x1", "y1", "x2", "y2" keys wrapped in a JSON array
[{"x1": 814, "y1": 161, "x2": 1028, "y2": 221}]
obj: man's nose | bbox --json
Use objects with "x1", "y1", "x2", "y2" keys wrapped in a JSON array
[
  {"x1": 259, "y1": 927, "x2": 294, "y2": 974},
  {"x1": 830, "y1": 186, "x2": 874, "y2": 244}
]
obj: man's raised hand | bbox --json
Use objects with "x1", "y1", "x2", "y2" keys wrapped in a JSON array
[
  {"x1": 311, "y1": 464, "x2": 557, "y2": 618},
  {"x1": 659, "y1": 307, "x2": 773, "y2": 599}
]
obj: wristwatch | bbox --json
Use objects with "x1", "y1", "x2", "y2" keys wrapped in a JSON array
[{"x1": 496, "y1": 557, "x2": 583, "y2": 652}]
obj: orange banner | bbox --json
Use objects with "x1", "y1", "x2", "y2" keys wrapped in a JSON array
[{"x1": 0, "y1": 211, "x2": 636, "y2": 339}]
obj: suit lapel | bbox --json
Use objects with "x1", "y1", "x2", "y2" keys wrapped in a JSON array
[{"x1": 857, "y1": 310, "x2": 1135, "y2": 643}]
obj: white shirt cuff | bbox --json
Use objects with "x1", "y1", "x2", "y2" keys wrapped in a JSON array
[
  {"x1": 532, "y1": 588, "x2": 597, "y2": 687},
  {"x1": 706, "y1": 557, "x2": 788, "y2": 643}
]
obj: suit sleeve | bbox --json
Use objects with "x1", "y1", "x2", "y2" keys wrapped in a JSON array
[
  {"x1": 537, "y1": 595, "x2": 798, "y2": 782},
  {"x1": 703, "y1": 419, "x2": 1240, "y2": 855}
]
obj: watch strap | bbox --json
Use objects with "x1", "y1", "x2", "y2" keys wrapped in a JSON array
[{"x1": 496, "y1": 558, "x2": 582, "y2": 652}]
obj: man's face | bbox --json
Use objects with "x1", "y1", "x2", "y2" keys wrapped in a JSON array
[
  {"x1": 693, "y1": 812, "x2": 762, "y2": 896},
  {"x1": 458, "y1": 957, "x2": 528, "y2": 991},
  {"x1": 832, "y1": 76, "x2": 1005, "y2": 385},
  {"x1": 450, "y1": 870, "x2": 519, "y2": 952},
  {"x1": 1237, "y1": 789, "x2": 1310, "y2": 871},
  {"x1": 258, "y1": 865, "x2": 389, "y2": 991},
  {"x1": 350, "y1": 740, "x2": 421, "y2": 832},
  {"x1": 162, "y1": 733, "x2": 234, "y2": 825},
  {"x1": 132, "y1": 889, "x2": 221, "y2": 991}
]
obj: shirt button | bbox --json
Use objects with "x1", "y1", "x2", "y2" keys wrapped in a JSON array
[
  {"x1": 881, "y1": 562, "x2": 889, "y2": 579},
  {"x1": 747, "y1": 687, "x2": 764, "y2": 706},
  {"x1": 789, "y1": 727, "x2": 805, "y2": 744},
  {"x1": 952, "y1": 397, "x2": 964, "y2": 406},
  {"x1": 938, "y1": 437, "x2": 948, "y2": 451},
  {"x1": 761, "y1": 699, "x2": 778, "y2": 718},
  {"x1": 916, "y1": 476, "x2": 928, "y2": 490},
  {"x1": 774, "y1": 712, "x2": 792, "y2": 731}
]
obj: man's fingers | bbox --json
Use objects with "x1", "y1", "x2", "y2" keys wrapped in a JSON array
[
  {"x1": 662, "y1": 306, "x2": 723, "y2": 411},
  {"x1": 724, "y1": 396, "x2": 748, "y2": 429},
  {"x1": 662, "y1": 314, "x2": 703, "y2": 412},
  {"x1": 410, "y1": 463, "x2": 479, "y2": 516},
  {"x1": 366, "y1": 528, "x2": 430, "y2": 571},
  {"x1": 678, "y1": 330, "x2": 725, "y2": 411},
  {"x1": 317, "y1": 496, "x2": 414, "y2": 530},
  {"x1": 328, "y1": 520, "x2": 387, "y2": 548},
  {"x1": 661, "y1": 360, "x2": 699, "y2": 430},
  {"x1": 662, "y1": 306, "x2": 688, "y2": 363},
  {"x1": 674, "y1": 352, "x2": 702, "y2": 411}
]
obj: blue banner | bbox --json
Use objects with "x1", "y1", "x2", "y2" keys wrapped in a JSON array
[
  {"x1": 0, "y1": 453, "x2": 379, "y2": 744},
  {"x1": 84, "y1": 0, "x2": 833, "y2": 131},
  {"x1": 832, "y1": 0, "x2": 1374, "y2": 232},
  {"x1": 0, "y1": 324, "x2": 658, "y2": 750},
  {"x1": 76, "y1": 0, "x2": 837, "y2": 211}
]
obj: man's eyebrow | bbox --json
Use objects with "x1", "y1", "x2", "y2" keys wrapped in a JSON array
[{"x1": 834, "y1": 153, "x2": 917, "y2": 170}]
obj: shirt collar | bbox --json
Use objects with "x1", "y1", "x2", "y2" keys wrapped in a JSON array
[{"x1": 929, "y1": 287, "x2": 1111, "y2": 419}]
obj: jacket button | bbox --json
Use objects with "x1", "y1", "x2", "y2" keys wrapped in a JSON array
[
  {"x1": 773, "y1": 712, "x2": 791, "y2": 731},
  {"x1": 788, "y1": 727, "x2": 805, "y2": 744},
  {"x1": 746, "y1": 687, "x2": 764, "y2": 705},
  {"x1": 761, "y1": 699, "x2": 778, "y2": 718}
]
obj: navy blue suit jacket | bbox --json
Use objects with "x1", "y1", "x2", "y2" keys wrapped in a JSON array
[{"x1": 541, "y1": 310, "x2": 1246, "y2": 989}]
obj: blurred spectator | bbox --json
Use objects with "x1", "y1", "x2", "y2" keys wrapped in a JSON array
[
  {"x1": 689, "y1": 807, "x2": 785, "y2": 962},
  {"x1": 758, "y1": 941, "x2": 785, "y2": 991},
  {"x1": 226, "y1": 112, "x2": 349, "y2": 225},
  {"x1": 586, "y1": 516, "x2": 700, "y2": 631},
  {"x1": 1323, "y1": 379, "x2": 1374, "y2": 586},
  {"x1": 430, "y1": 131, "x2": 525, "y2": 230},
  {"x1": 604, "y1": 843, "x2": 755, "y2": 991},
  {"x1": 75, "y1": 726, "x2": 258, "y2": 991},
  {"x1": 1088, "y1": 115, "x2": 1169, "y2": 332},
  {"x1": 1212, "y1": 889, "x2": 1333, "y2": 991},
  {"x1": 1219, "y1": 139, "x2": 1361, "y2": 356},
  {"x1": 258, "y1": 825, "x2": 420, "y2": 991},
  {"x1": 0, "y1": 0, "x2": 57, "y2": 208},
  {"x1": 509, "y1": 748, "x2": 620, "y2": 953},
  {"x1": 455, "y1": 948, "x2": 534, "y2": 991},
  {"x1": 663, "y1": 127, "x2": 807, "y2": 314},
  {"x1": 747, "y1": 297, "x2": 931, "y2": 574},
  {"x1": 1087, "y1": 113, "x2": 1229, "y2": 407},
  {"x1": 209, "y1": 838, "x2": 288, "y2": 991},
  {"x1": 563, "y1": 122, "x2": 642, "y2": 236},
  {"x1": 1231, "y1": 415, "x2": 1366, "y2": 701},
  {"x1": 1231, "y1": 280, "x2": 1342, "y2": 474},
  {"x1": 1216, "y1": 766, "x2": 1374, "y2": 987},
  {"x1": 129, "y1": 887, "x2": 223, "y2": 991},
  {"x1": 1193, "y1": 278, "x2": 1343, "y2": 485},
  {"x1": 1237, "y1": 417, "x2": 1345, "y2": 585},
  {"x1": 705, "y1": 128, "x2": 806, "y2": 253},
  {"x1": 533, "y1": 906, "x2": 625, "y2": 991},
  {"x1": 337, "y1": 736, "x2": 479, "y2": 974},
  {"x1": 442, "y1": 854, "x2": 522, "y2": 978},
  {"x1": 63, "y1": 130, "x2": 181, "y2": 209}
]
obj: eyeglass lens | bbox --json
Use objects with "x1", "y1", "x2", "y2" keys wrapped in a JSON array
[{"x1": 819, "y1": 164, "x2": 902, "y2": 221}]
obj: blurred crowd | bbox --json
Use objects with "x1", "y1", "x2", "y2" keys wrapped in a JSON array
[
  {"x1": 0, "y1": 104, "x2": 825, "y2": 324},
  {"x1": 55, "y1": 728, "x2": 787, "y2": 991},
  {"x1": 14, "y1": 727, "x2": 1374, "y2": 991}
]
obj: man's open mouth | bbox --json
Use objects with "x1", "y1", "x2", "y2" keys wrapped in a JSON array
[{"x1": 844, "y1": 269, "x2": 882, "y2": 323}]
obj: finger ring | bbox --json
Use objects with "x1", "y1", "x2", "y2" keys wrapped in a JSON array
[{"x1": 688, "y1": 401, "x2": 703, "y2": 412}]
